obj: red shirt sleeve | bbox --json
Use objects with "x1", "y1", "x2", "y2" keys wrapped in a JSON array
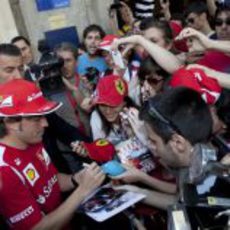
[{"x1": 0, "y1": 166, "x2": 43, "y2": 230}]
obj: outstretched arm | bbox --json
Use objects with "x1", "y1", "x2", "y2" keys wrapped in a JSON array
[
  {"x1": 33, "y1": 163, "x2": 105, "y2": 230},
  {"x1": 112, "y1": 35, "x2": 182, "y2": 74},
  {"x1": 113, "y1": 165, "x2": 177, "y2": 194},
  {"x1": 206, "y1": 0, "x2": 217, "y2": 17},
  {"x1": 114, "y1": 185, "x2": 177, "y2": 210},
  {"x1": 176, "y1": 27, "x2": 230, "y2": 54},
  {"x1": 187, "y1": 64, "x2": 230, "y2": 89}
]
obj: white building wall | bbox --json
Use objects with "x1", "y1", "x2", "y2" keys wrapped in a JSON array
[
  {"x1": 19, "y1": 0, "x2": 113, "y2": 49},
  {"x1": 0, "y1": 0, "x2": 18, "y2": 43}
]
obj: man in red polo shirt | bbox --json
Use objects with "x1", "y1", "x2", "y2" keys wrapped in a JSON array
[{"x1": 0, "y1": 79, "x2": 105, "y2": 230}]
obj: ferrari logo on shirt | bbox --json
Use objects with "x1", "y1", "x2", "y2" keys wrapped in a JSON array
[
  {"x1": 27, "y1": 169, "x2": 35, "y2": 180},
  {"x1": 115, "y1": 79, "x2": 125, "y2": 95},
  {"x1": 95, "y1": 139, "x2": 109, "y2": 147},
  {"x1": 23, "y1": 163, "x2": 39, "y2": 186}
]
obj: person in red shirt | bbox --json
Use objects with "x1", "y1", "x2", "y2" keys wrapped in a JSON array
[{"x1": 0, "y1": 79, "x2": 105, "y2": 230}]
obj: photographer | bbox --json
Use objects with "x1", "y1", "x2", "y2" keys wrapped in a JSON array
[
  {"x1": 37, "y1": 42, "x2": 91, "y2": 171},
  {"x1": 1, "y1": 42, "x2": 90, "y2": 173},
  {"x1": 79, "y1": 67, "x2": 100, "y2": 113},
  {"x1": 55, "y1": 42, "x2": 98, "y2": 136}
]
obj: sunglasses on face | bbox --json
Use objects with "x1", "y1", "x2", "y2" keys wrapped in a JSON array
[
  {"x1": 215, "y1": 18, "x2": 230, "y2": 26},
  {"x1": 145, "y1": 78, "x2": 163, "y2": 85},
  {"x1": 140, "y1": 78, "x2": 163, "y2": 87},
  {"x1": 140, "y1": 70, "x2": 166, "y2": 85},
  {"x1": 186, "y1": 17, "x2": 195, "y2": 24}
]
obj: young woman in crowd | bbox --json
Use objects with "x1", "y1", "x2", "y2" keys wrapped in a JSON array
[
  {"x1": 90, "y1": 74, "x2": 134, "y2": 144},
  {"x1": 72, "y1": 74, "x2": 177, "y2": 196},
  {"x1": 138, "y1": 57, "x2": 170, "y2": 103}
]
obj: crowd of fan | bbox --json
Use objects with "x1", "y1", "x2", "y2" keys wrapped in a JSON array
[{"x1": 0, "y1": 0, "x2": 230, "y2": 229}]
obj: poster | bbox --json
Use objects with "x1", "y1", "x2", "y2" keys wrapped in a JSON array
[
  {"x1": 79, "y1": 185, "x2": 146, "y2": 222},
  {"x1": 48, "y1": 14, "x2": 67, "y2": 29},
  {"x1": 36, "y1": 0, "x2": 70, "y2": 11}
]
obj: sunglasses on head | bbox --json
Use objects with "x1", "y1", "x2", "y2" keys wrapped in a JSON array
[
  {"x1": 215, "y1": 18, "x2": 230, "y2": 26},
  {"x1": 146, "y1": 102, "x2": 182, "y2": 135}
]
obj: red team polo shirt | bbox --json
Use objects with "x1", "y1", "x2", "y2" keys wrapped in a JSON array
[
  {"x1": 0, "y1": 143, "x2": 61, "y2": 230},
  {"x1": 198, "y1": 51, "x2": 230, "y2": 73}
]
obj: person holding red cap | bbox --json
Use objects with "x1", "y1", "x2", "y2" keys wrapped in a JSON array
[
  {"x1": 84, "y1": 74, "x2": 156, "y2": 171},
  {"x1": 78, "y1": 34, "x2": 133, "y2": 112},
  {"x1": 111, "y1": 21, "x2": 182, "y2": 75},
  {"x1": 0, "y1": 79, "x2": 105, "y2": 230},
  {"x1": 71, "y1": 138, "x2": 116, "y2": 163},
  {"x1": 98, "y1": 34, "x2": 134, "y2": 82}
]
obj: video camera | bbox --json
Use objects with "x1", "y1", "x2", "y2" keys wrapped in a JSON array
[
  {"x1": 85, "y1": 67, "x2": 100, "y2": 86},
  {"x1": 30, "y1": 53, "x2": 65, "y2": 96}
]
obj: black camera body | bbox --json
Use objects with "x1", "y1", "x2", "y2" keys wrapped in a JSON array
[
  {"x1": 31, "y1": 53, "x2": 65, "y2": 96},
  {"x1": 85, "y1": 67, "x2": 100, "y2": 84}
]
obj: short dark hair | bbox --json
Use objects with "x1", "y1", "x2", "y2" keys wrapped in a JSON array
[
  {"x1": 0, "y1": 44, "x2": 21, "y2": 57},
  {"x1": 0, "y1": 118, "x2": 7, "y2": 138},
  {"x1": 83, "y1": 24, "x2": 106, "y2": 40},
  {"x1": 140, "y1": 18, "x2": 173, "y2": 44},
  {"x1": 97, "y1": 96, "x2": 136, "y2": 136},
  {"x1": 184, "y1": 1, "x2": 208, "y2": 18},
  {"x1": 0, "y1": 117, "x2": 22, "y2": 138},
  {"x1": 54, "y1": 42, "x2": 78, "y2": 59},
  {"x1": 215, "y1": 3, "x2": 230, "y2": 20},
  {"x1": 138, "y1": 57, "x2": 169, "y2": 82},
  {"x1": 140, "y1": 87, "x2": 212, "y2": 145},
  {"x1": 11, "y1": 36, "x2": 31, "y2": 46}
]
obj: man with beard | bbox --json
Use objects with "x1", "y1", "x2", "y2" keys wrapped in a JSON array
[{"x1": 77, "y1": 24, "x2": 108, "y2": 76}]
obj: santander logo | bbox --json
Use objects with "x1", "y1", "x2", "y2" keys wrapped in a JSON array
[{"x1": 27, "y1": 91, "x2": 43, "y2": 102}]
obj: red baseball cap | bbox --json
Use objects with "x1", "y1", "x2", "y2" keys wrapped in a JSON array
[
  {"x1": 169, "y1": 21, "x2": 188, "y2": 52},
  {"x1": 99, "y1": 34, "x2": 118, "y2": 51},
  {"x1": 83, "y1": 139, "x2": 115, "y2": 163},
  {"x1": 169, "y1": 67, "x2": 222, "y2": 105},
  {"x1": 94, "y1": 75, "x2": 128, "y2": 107},
  {"x1": 0, "y1": 79, "x2": 62, "y2": 117}
]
